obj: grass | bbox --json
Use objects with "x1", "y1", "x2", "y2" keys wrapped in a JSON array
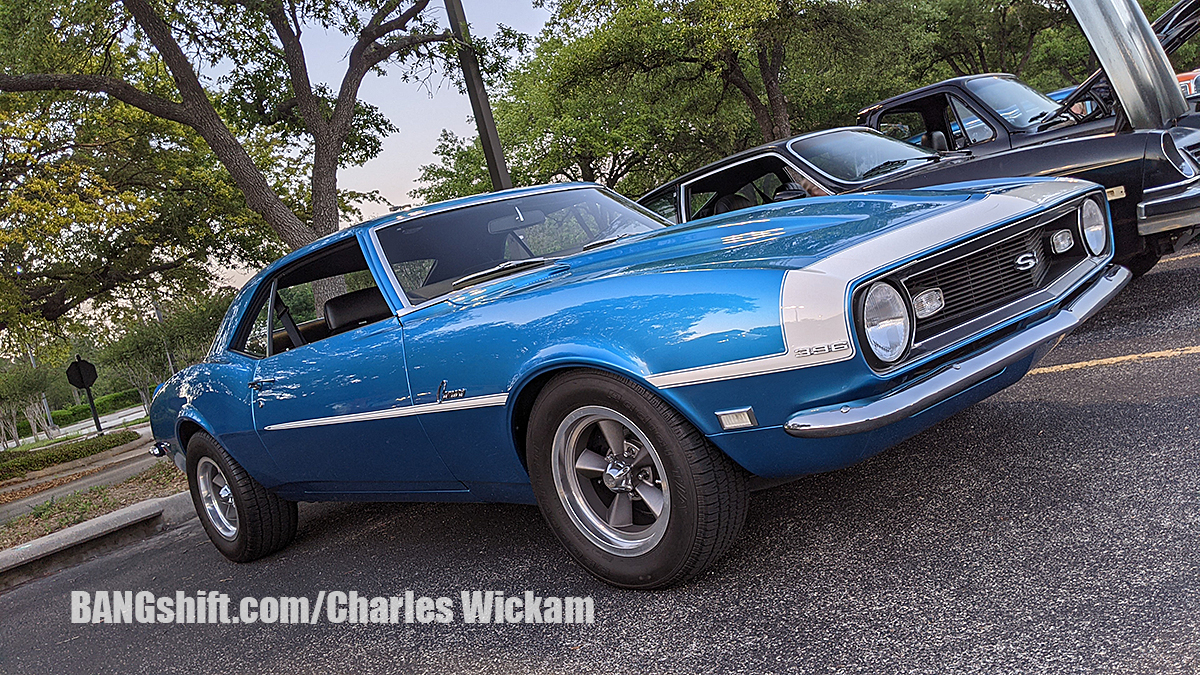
[
  {"x1": 0, "y1": 430, "x2": 140, "y2": 482},
  {"x1": 0, "y1": 461, "x2": 188, "y2": 550}
]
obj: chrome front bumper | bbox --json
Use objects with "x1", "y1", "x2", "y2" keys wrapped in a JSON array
[
  {"x1": 1138, "y1": 178, "x2": 1200, "y2": 235},
  {"x1": 784, "y1": 265, "x2": 1131, "y2": 439}
]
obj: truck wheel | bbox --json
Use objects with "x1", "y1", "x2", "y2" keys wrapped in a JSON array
[
  {"x1": 187, "y1": 432, "x2": 297, "y2": 562},
  {"x1": 527, "y1": 370, "x2": 748, "y2": 588}
]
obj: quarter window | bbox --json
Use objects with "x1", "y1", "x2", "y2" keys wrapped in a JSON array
[
  {"x1": 641, "y1": 193, "x2": 680, "y2": 224},
  {"x1": 878, "y1": 111, "x2": 928, "y2": 145},
  {"x1": 949, "y1": 97, "x2": 996, "y2": 145}
]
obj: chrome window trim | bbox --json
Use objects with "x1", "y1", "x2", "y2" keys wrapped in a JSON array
[
  {"x1": 1143, "y1": 172, "x2": 1200, "y2": 196},
  {"x1": 678, "y1": 151, "x2": 824, "y2": 222},
  {"x1": 948, "y1": 94, "x2": 998, "y2": 146},
  {"x1": 784, "y1": 126, "x2": 938, "y2": 187}
]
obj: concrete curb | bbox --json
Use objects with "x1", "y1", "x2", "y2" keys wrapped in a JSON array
[{"x1": 0, "y1": 490, "x2": 195, "y2": 593}]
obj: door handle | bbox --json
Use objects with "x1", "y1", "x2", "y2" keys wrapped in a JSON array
[{"x1": 248, "y1": 378, "x2": 276, "y2": 391}]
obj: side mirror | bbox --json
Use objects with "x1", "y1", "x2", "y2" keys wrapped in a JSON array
[{"x1": 929, "y1": 130, "x2": 949, "y2": 152}]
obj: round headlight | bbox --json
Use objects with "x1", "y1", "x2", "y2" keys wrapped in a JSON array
[
  {"x1": 862, "y1": 282, "x2": 911, "y2": 364},
  {"x1": 1080, "y1": 198, "x2": 1107, "y2": 255}
]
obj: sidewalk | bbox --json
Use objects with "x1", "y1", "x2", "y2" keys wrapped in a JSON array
[{"x1": 12, "y1": 404, "x2": 148, "y2": 448}]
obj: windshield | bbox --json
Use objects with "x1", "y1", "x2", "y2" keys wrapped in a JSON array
[
  {"x1": 965, "y1": 76, "x2": 1062, "y2": 129},
  {"x1": 375, "y1": 187, "x2": 664, "y2": 303},
  {"x1": 788, "y1": 128, "x2": 938, "y2": 183}
]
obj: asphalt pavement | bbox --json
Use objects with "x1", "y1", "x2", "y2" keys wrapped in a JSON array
[{"x1": 1, "y1": 249, "x2": 1197, "y2": 674}]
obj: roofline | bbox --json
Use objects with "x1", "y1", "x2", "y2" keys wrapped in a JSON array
[
  {"x1": 250, "y1": 182, "x2": 601, "y2": 285},
  {"x1": 640, "y1": 126, "x2": 904, "y2": 198},
  {"x1": 856, "y1": 73, "x2": 1019, "y2": 118}
]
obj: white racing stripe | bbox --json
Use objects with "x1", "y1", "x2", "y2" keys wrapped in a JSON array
[
  {"x1": 262, "y1": 393, "x2": 509, "y2": 431},
  {"x1": 647, "y1": 181, "x2": 1094, "y2": 389}
]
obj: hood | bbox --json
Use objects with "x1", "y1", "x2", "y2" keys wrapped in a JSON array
[
  {"x1": 1066, "y1": 0, "x2": 1189, "y2": 129},
  {"x1": 1155, "y1": 0, "x2": 1200, "y2": 56}
]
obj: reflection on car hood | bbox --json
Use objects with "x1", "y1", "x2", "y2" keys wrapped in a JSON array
[
  {"x1": 1067, "y1": 0, "x2": 1188, "y2": 129},
  {"x1": 563, "y1": 179, "x2": 1074, "y2": 277}
]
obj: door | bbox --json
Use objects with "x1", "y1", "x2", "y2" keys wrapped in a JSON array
[{"x1": 248, "y1": 239, "x2": 464, "y2": 497}]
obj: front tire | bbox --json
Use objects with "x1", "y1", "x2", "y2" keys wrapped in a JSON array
[
  {"x1": 527, "y1": 370, "x2": 748, "y2": 588},
  {"x1": 186, "y1": 432, "x2": 297, "y2": 562}
]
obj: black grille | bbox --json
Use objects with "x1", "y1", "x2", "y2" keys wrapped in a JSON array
[{"x1": 904, "y1": 226, "x2": 1048, "y2": 336}]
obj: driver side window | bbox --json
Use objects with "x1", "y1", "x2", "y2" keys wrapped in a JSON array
[{"x1": 234, "y1": 241, "x2": 390, "y2": 358}]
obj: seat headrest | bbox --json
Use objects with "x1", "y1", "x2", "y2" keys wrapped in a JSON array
[
  {"x1": 323, "y1": 286, "x2": 392, "y2": 335},
  {"x1": 713, "y1": 193, "x2": 754, "y2": 215},
  {"x1": 774, "y1": 182, "x2": 808, "y2": 200}
]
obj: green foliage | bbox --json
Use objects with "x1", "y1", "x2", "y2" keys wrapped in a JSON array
[
  {"x1": 0, "y1": 90, "x2": 285, "y2": 332},
  {"x1": 43, "y1": 388, "x2": 143, "y2": 431},
  {"x1": 97, "y1": 289, "x2": 235, "y2": 407},
  {"x1": 0, "y1": 429, "x2": 138, "y2": 481},
  {"x1": 416, "y1": 0, "x2": 1193, "y2": 203}
]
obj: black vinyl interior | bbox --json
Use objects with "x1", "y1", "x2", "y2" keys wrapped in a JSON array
[{"x1": 323, "y1": 286, "x2": 392, "y2": 335}]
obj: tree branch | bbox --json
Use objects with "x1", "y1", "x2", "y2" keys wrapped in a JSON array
[{"x1": 0, "y1": 74, "x2": 191, "y2": 125}]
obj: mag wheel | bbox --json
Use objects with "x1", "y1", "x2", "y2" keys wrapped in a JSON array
[
  {"x1": 552, "y1": 405, "x2": 671, "y2": 557},
  {"x1": 528, "y1": 370, "x2": 748, "y2": 589},
  {"x1": 186, "y1": 432, "x2": 297, "y2": 562}
]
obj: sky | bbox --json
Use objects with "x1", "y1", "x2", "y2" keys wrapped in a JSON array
[{"x1": 303, "y1": 1, "x2": 552, "y2": 220}]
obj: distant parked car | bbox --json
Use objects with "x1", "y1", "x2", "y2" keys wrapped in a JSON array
[
  {"x1": 639, "y1": 116, "x2": 1198, "y2": 277},
  {"x1": 849, "y1": 0, "x2": 1200, "y2": 275},
  {"x1": 151, "y1": 180, "x2": 1126, "y2": 588}
]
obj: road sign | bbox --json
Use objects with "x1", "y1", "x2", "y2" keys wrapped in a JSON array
[
  {"x1": 66, "y1": 355, "x2": 102, "y2": 432},
  {"x1": 66, "y1": 357, "x2": 98, "y2": 389}
]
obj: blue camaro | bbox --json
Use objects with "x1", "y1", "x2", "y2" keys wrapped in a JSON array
[{"x1": 150, "y1": 179, "x2": 1129, "y2": 588}]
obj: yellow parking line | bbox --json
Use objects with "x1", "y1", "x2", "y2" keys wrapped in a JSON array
[
  {"x1": 1167, "y1": 249, "x2": 1200, "y2": 262},
  {"x1": 1029, "y1": 345, "x2": 1200, "y2": 375}
]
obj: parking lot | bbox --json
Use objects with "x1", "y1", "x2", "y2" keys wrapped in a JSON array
[{"x1": 2, "y1": 248, "x2": 1197, "y2": 674}]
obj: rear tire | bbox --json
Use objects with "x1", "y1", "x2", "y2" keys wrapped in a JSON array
[
  {"x1": 186, "y1": 432, "x2": 297, "y2": 562},
  {"x1": 527, "y1": 370, "x2": 748, "y2": 589}
]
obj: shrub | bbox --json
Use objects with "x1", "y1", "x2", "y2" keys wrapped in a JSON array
[{"x1": 0, "y1": 430, "x2": 140, "y2": 481}]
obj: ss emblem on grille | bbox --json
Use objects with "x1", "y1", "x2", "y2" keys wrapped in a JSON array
[{"x1": 1014, "y1": 252, "x2": 1039, "y2": 271}]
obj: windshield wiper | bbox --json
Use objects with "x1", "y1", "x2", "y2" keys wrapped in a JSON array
[
  {"x1": 861, "y1": 155, "x2": 939, "y2": 180},
  {"x1": 451, "y1": 258, "x2": 551, "y2": 291},
  {"x1": 581, "y1": 233, "x2": 634, "y2": 252}
]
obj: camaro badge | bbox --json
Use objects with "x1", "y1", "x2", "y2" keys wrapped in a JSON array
[
  {"x1": 1014, "y1": 252, "x2": 1039, "y2": 271},
  {"x1": 437, "y1": 380, "x2": 466, "y2": 402}
]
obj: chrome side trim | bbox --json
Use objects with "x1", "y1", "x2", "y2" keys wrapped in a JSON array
[
  {"x1": 262, "y1": 393, "x2": 509, "y2": 431},
  {"x1": 1143, "y1": 173, "x2": 1200, "y2": 197},
  {"x1": 784, "y1": 265, "x2": 1131, "y2": 438}
]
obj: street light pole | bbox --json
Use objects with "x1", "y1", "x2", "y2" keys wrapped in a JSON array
[{"x1": 444, "y1": 0, "x2": 512, "y2": 191}]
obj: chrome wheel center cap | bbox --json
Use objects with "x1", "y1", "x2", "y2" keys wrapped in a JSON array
[{"x1": 602, "y1": 462, "x2": 634, "y2": 492}]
